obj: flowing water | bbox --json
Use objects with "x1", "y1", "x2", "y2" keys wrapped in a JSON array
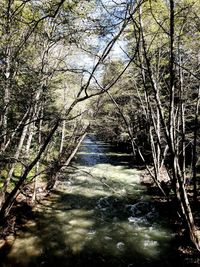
[{"x1": 0, "y1": 137, "x2": 181, "y2": 267}]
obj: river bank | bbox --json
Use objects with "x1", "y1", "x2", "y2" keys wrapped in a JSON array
[{"x1": 140, "y1": 169, "x2": 200, "y2": 266}]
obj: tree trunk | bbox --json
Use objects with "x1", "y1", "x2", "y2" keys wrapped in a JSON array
[
  {"x1": 192, "y1": 86, "x2": 200, "y2": 202},
  {"x1": 25, "y1": 92, "x2": 42, "y2": 157},
  {"x1": 0, "y1": 0, "x2": 14, "y2": 151},
  {"x1": 46, "y1": 131, "x2": 88, "y2": 191},
  {"x1": 0, "y1": 121, "x2": 29, "y2": 208},
  {"x1": 0, "y1": 119, "x2": 60, "y2": 219},
  {"x1": 2, "y1": 108, "x2": 30, "y2": 153},
  {"x1": 32, "y1": 107, "x2": 43, "y2": 203}
]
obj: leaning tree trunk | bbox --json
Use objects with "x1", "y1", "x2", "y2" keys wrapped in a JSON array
[
  {"x1": 0, "y1": 119, "x2": 60, "y2": 219},
  {"x1": 46, "y1": 129, "x2": 88, "y2": 191}
]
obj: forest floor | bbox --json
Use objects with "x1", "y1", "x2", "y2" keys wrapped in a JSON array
[{"x1": 0, "y1": 173, "x2": 200, "y2": 266}]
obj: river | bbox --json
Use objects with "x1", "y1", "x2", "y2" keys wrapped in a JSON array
[{"x1": 0, "y1": 137, "x2": 181, "y2": 267}]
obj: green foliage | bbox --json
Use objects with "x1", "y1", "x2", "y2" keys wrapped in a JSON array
[{"x1": 0, "y1": 0, "x2": 100, "y2": 194}]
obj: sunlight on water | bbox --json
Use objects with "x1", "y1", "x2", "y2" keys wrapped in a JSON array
[{"x1": 1, "y1": 137, "x2": 176, "y2": 267}]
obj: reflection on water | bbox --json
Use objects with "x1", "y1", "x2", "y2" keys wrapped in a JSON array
[{"x1": 0, "y1": 137, "x2": 180, "y2": 267}]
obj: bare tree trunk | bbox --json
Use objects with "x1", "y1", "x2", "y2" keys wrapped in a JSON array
[
  {"x1": 59, "y1": 86, "x2": 67, "y2": 154},
  {"x1": 25, "y1": 91, "x2": 42, "y2": 157},
  {"x1": 192, "y1": 86, "x2": 200, "y2": 202},
  {"x1": 0, "y1": 121, "x2": 29, "y2": 208},
  {"x1": 178, "y1": 51, "x2": 186, "y2": 183},
  {"x1": 180, "y1": 96, "x2": 186, "y2": 180},
  {"x1": 60, "y1": 119, "x2": 66, "y2": 154},
  {"x1": 2, "y1": 51, "x2": 11, "y2": 149},
  {"x1": 2, "y1": 108, "x2": 30, "y2": 153},
  {"x1": 1, "y1": 0, "x2": 13, "y2": 150},
  {"x1": 32, "y1": 107, "x2": 43, "y2": 203},
  {"x1": 168, "y1": 0, "x2": 175, "y2": 155}
]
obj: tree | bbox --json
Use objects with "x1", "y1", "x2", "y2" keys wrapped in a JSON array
[
  {"x1": 0, "y1": 0, "x2": 139, "y2": 218},
  {"x1": 93, "y1": 0, "x2": 200, "y2": 251}
]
